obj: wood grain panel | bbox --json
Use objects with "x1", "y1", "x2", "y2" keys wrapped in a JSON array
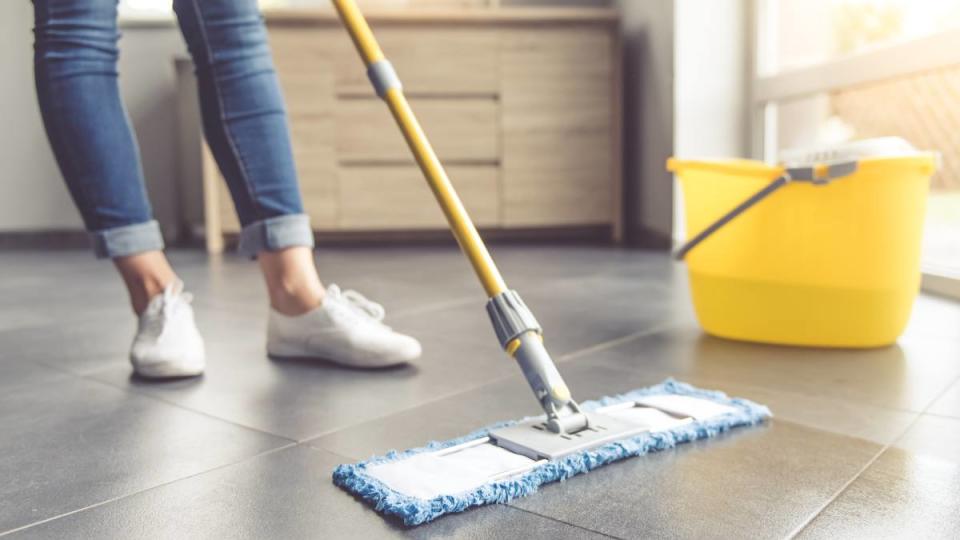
[
  {"x1": 501, "y1": 27, "x2": 615, "y2": 227},
  {"x1": 331, "y1": 27, "x2": 499, "y2": 96},
  {"x1": 270, "y1": 33, "x2": 339, "y2": 229},
  {"x1": 200, "y1": 18, "x2": 620, "y2": 245},
  {"x1": 338, "y1": 165, "x2": 499, "y2": 229},
  {"x1": 335, "y1": 98, "x2": 499, "y2": 162}
]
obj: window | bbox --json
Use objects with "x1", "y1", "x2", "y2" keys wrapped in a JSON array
[{"x1": 753, "y1": 0, "x2": 960, "y2": 298}]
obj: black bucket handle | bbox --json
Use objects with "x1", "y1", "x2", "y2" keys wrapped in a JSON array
[{"x1": 674, "y1": 161, "x2": 859, "y2": 261}]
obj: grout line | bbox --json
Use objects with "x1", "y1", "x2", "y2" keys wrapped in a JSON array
[
  {"x1": 784, "y1": 445, "x2": 890, "y2": 540},
  {"x1": 916, "y1": 410, "x2": 960, "y2": 421},
  {"x1": 556, "y1": 323, "x2": 677, "y2": 363},
  {"x1": 504, "y1": 505, "x2": 624, "y2": 539},
  {"x1": 0, "y1": 442, "x2": 300, "y2": 538},
  {"x1": 75, "y1": 373, "x2": 298, "y2": 444},
  {"x1": 299, "y1": 374, "x2": 518, "y2": 445},
  {"x1": 787, "y1": 372, "x2": 960, "y2": 539},
  {"x1": 388, "y1": 295, "x2": 481, "y2": 320}
]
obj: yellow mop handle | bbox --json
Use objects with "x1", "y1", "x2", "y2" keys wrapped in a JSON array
[{"x1": 330, "y1": 0, "x2": 507, "y2": 298}]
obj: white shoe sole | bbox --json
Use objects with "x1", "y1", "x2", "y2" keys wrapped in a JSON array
[
  {"x1": 133, "y1": 359, "x2": 205, "y2": 379},
  {"x1": 266, "y1": 343, "x2": 413, "y2": 369}
]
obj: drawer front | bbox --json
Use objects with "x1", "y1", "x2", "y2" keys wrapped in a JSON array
[
  {"x1": 501, "y1": 27, "x2": 615, "y2": 226},
  {"x1": 269, "y1": 26, "x2": 498, "y2": 97},
  {"x1": 335, "y1": 98, "x2": 499, "y2": 163},
  {"x1": 338, "y1": 165, "x2": 499, "y2": 229},
  {"x1": 270, "y1": 28, "x2": 337, "y2": 117},
  {"x1": 332, "y1": 27, "x2": 499, "y2": 97}
]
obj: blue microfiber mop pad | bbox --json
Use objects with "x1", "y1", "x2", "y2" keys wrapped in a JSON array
[{"x1": 333, "y1": 379, "x2": 771, "y2": 526}]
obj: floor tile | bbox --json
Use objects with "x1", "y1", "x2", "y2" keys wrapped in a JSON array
[
  {"x1": 508, "y1": 420, "x2": 880, "y2": 540},
  {"x1": 6, "y1": 445, "x2": 610, "y2": 540},
  {"x1": 673, "y1": 377, "x2": 919, "y2": 445},
  {"x1": 519, "y1": 273, "x2": 696, "y2": 357},
  {"x1": 902, "y1": 293, "x2": 960, "y2": 342},
  {"x1": 927, "y1": 377, "x2": 960, "y2": 419},
  {"x1": 797, "y1": 410, "x2": 960, "y2": 539},
  {"x1": 0, "y1": 358, "x2": 71, "y2": 394},
  {"x1": 893, "y1": 413, "x2": 960, "y2": 465},
  {"x1": 0, "y1": 378, "x2": 288, "y2": 534},
  {"x1": 571, "y1": 325, "x2": 960, "y2": 413},
  {"x1": 3, "y1": 246, "x2": 957, "y2": 539},
  {"x1": 0, "y1": 314, "x2": 136, "y2": 376},
  {"x1": 88, "y1": 302, "x2": 521, "y2": 441},
  {"x1": 0, "y1": 303, "x2": 55, "y2": 331},
  {"x1": 796, "y1": 448, "x2": 960, "y2": 540}
]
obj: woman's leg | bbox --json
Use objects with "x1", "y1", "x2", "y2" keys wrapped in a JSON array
[
  {"x1": 32, "y1": 0, "x2": 177, "y2": 314},
  {"x1": 172, "y1": 0, "x2": 323, "y2": 316},
  {"x1": 33, "y1": 0, "x2": 204, "y2": 378},
  {"x1": 173, "y1": 0, "x2": 420, "y2": 367}
]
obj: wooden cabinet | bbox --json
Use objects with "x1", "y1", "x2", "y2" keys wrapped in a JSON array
[{"x1": 183, "y1": 8, "x2": 621, "y2": 252}]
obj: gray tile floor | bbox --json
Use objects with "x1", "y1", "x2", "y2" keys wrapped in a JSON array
[{"x1": 1, "y1": 246, "x2": 959, "y2": 539}]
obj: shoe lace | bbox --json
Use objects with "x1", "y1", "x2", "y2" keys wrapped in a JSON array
[
  {"x1": 339, "y1": 288, "x2": 386, "y2": 323},
  {"x1": 143, "y1": 282, "x2": 193, "y2": 340}
]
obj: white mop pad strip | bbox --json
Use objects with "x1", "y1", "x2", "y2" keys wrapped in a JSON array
[{"x1": 333, "y1": 379, "x2": 771, "y2": 526}]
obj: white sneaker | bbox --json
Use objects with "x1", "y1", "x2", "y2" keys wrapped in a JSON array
[
  {"x1": 130, "y1": 280, "x2": 205, "y2": 379},
  {"x1": 267, "y1": 284, "x2": 421, "y2": 368}
]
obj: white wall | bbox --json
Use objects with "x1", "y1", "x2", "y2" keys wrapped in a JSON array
[
  {"x1": 0, "y1": 2, "x2": 81, "y2": 231},
  {"x1": 673, "y1": 0, "x2": 749, "y2": 243},
  {"x1": 674, "y1": 0, "x2": 748, "y2": 159},
  {"x1": 0, "y1": 3, "x2": 185, "y2": 238}
]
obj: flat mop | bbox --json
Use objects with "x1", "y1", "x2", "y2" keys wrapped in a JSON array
[{"x1": 329, "y1": 0, "x2": 771, "y2": 525}]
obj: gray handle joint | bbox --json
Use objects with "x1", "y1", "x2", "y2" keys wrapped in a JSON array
[
  {"x1": 486, "y1": 290, "x2": 541, "y2": 349},
  {"x1": 786, "y1": 160, "x2": 858, "y2": 186},
  {"x1": 367, "y1": 60, "x2": 403, "y2": 99}
]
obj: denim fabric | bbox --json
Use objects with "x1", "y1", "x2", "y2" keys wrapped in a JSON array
[
  {"x1": 90, "y1": 220, "x2": 165, "y2": 259},
  {"x1": 33, "y1": 0, "x2": 311, "y2": 259},
  {"x1": 237, "y1": 214, "x2": 314, "y2": 259}
]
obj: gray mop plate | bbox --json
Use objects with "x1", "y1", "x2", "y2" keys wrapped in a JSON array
[{"x1": 488, "y1": 411, "x2": 652, "y2": 461}]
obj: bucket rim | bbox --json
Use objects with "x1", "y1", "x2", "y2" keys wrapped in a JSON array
[{"x1": 667, "y1": 153, "x2": 939, "y2": 178}]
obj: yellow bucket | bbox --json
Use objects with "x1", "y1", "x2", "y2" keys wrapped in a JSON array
[{"x1": 668, "y1": 154, "x2": 937, "y2": 348}]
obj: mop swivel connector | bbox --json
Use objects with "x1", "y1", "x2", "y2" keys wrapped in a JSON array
[
  {"x1": 487, "y1": 292, "x2": 588, "y2": 434},
  {"x1": 486, "y1": 290, "x2": 541, "y2": 348}
]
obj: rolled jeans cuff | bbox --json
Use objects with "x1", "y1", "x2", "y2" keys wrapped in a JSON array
[
  {"x1": 90, "y1": 220, "x2": 165, "y2": 259},
  {"x1": 237, "y1": 214, "x2": 314, "y2": 259}
]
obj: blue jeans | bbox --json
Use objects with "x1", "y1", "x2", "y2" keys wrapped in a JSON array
[{"x1": 33, "y1": 0, "x2": 314, "y2": 258}]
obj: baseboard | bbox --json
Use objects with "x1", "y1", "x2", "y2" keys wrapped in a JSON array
[
  {"x1": 217, "y1": 225, "x2": 616, "y2": 249},
  {"x1": 624, "y1": 226, "x2": 673, "y2": 251},
  {"x1": 0, "y1": 230, "x2": 89, "y2": 250},
  {"x1": 2, "y1": 225, "x2": 621, "y2": 252}
]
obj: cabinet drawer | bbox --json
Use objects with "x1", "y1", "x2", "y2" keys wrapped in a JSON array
[
  {"x1": 338, "y1": 165, "x2": 499, "y2": 229},
  {"x1": 332, "y1": 27, "x2": 499, "y2": 96},
  {"x1": 501, "y1": 27, "x2": 615, "y2": 226},
  {"x1": 335, "y1": 98, "x2": 499, "y2": 163},
  {"x1": 269, "y1": 26, "x2": 498, "y2": 97}
]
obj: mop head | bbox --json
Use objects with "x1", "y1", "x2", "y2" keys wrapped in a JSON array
[{"x1": 333, "y1": 379, "x2": 771, "y2": 526}]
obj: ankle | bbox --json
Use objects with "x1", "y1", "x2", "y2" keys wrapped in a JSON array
[
  {"x1": 258, "y1": 247, "x2": 325, "y2": 316},
  {"x1": 113, "y1": 251, "x2": 177, "y2": 315},
  {"x1": 268, "y1": 279, "x2": 324, "y2": 316}
]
